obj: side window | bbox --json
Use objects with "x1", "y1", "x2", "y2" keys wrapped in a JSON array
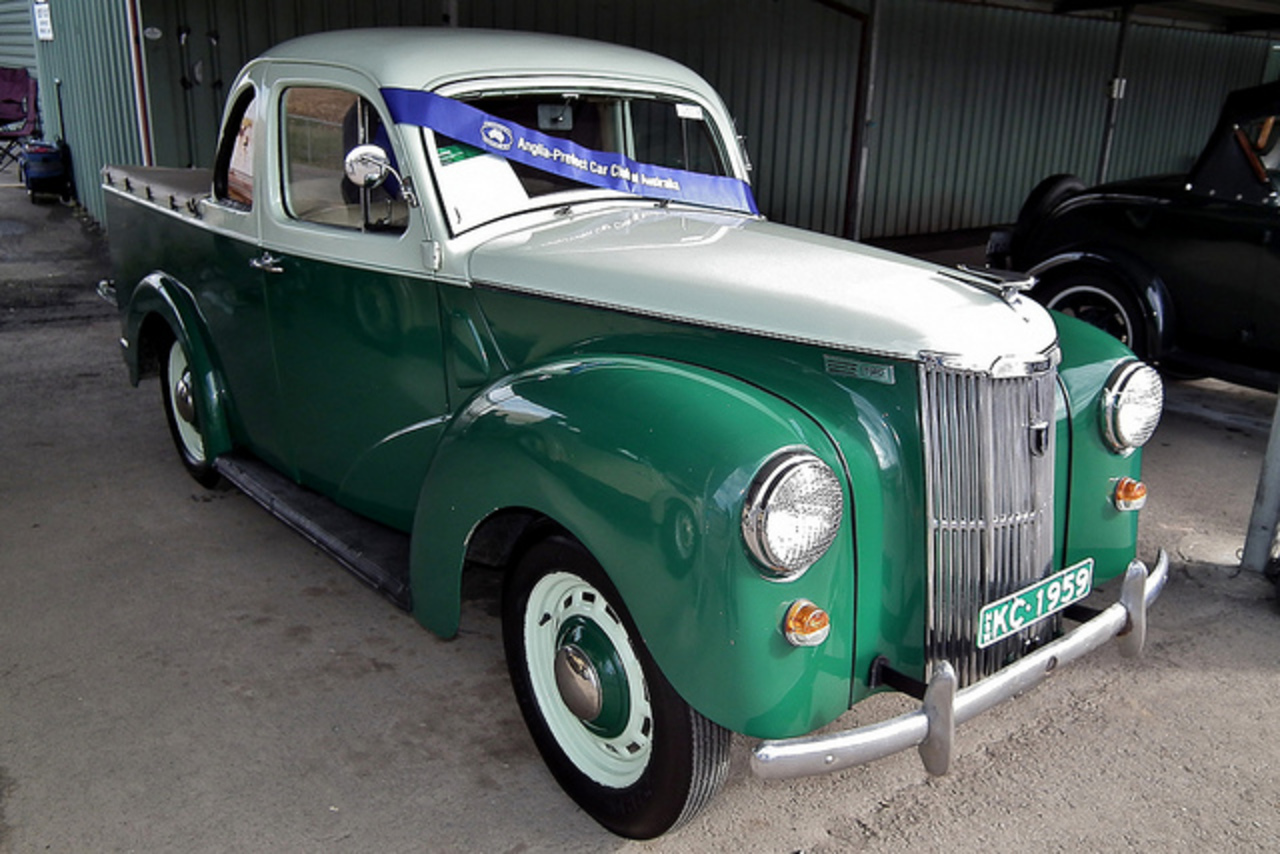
[
  {"x1": 214, "y1": 87, "x2": 257, "y2": 208},
  {"x1": 281, "y1": 86, "x2": 408, "y2": 233}
]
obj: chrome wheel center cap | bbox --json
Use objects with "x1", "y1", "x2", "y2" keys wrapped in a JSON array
[
  {"x1": 554, "y1": 643, "x2": 603, "y2": 722},
  {"x1": 174, "y1": 370, "x2": 196, "y2": 425}
]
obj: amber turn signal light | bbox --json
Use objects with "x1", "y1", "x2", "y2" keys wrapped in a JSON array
[
  {"x1": 1114, "y1": 476, "x2": 1147, "y2": 511},
  {"x1": 783, "y1": 599, "x2": 830, "y2": 647}
]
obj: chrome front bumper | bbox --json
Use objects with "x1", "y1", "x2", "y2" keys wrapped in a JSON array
[{"x1": 751, "y1": 550, "x2": 1169, "y2": 780}]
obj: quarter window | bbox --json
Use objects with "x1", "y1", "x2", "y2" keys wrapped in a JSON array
[
  {"x1": 214, "y1": 87, "x2": 257, "y2": 209},
  {"x1": 281, "y1": 87, "x2": 408, "y2": 233}
]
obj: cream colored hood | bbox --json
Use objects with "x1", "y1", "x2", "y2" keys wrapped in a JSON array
[{"x1": 469, "y1": 206, "x2": 1058, "y2": 370}]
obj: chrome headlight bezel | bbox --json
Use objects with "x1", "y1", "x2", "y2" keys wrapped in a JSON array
[
  {"x1": 1101, "y1": 360, "x2": 1163, "y2": 455},
  {"x1": 742, "y1": 449, "x2": 844, "y2": 580}
]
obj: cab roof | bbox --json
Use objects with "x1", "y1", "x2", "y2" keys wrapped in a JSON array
[{"x1": 258, "y1": 27, "x2": 715, "y2": 95}]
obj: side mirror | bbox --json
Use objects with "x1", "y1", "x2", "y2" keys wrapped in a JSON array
[{"x1": 344, "y1": 144, "x2": 392, "y2": 189}]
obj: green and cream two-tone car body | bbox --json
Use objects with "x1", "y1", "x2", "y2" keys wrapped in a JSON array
[{"x1": 104, "y1": 28, "x2": 1166, "y2": 838}]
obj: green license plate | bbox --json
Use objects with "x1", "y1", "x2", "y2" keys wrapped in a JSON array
[{"x1": 976, "y1": 558, "x2": 1094, "y2": 649}]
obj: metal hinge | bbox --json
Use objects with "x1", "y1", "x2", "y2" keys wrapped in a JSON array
[{"x1": 423, "y1": 240, "x2": 442, "y2": 272}]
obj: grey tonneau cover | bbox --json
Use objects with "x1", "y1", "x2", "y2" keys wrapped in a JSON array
[{"x1": 101, "y1": 166, "x2": 213, "y2": 216}]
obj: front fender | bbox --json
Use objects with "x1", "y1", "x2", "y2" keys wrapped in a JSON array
[
  {"x1": 1053, "y1": 311, "x2": 1147, "y2": 583},
  {"x1": 123, "y1": 272, "x2": 233, "y2": 460},
  {"x1": 410, "y1": 355, "x2": 856, "y2": 738}
]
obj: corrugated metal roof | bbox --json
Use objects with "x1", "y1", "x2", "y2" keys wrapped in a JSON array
[
  {"x1": 1051, "y1": 0, "x2": 1280, "y2": 35},
  {"x1": 948, "y1": 1, "x2": 1280, "y2": 36}
]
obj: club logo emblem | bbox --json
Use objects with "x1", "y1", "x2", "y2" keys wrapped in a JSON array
[{"x1": 481, "y1": 121, "x2": 513, "y2": 151}]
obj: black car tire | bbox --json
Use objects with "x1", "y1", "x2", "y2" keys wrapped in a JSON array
[
  {"x1": 502, "y1": 534, "x2": 730, "y2": 839},
  {"x1": 1036, "y1": 264, "x2": 1149, "y2": 358},
  {"x1": 161, "y1": 337, "x2": 223, "y2": 488}
]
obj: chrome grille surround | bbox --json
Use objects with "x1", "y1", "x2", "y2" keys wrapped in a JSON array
[{"x1": 919, "y1": 350, "x2": 1060, "y2": 688}]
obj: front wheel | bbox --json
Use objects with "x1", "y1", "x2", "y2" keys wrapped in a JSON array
[
  {"x1": 502, "y1": 535, "x2": 729, "y2": 838},
  {"x1": 1036, "y1": 265, "x2": 1149, "y2": 358},
  {"x1": 161, "y1": 338, "x2": 221, "y2": 488}
]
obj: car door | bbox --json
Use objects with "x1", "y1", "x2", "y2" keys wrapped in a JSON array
[
  {"x1": 258, "y1": 66, "x2": 449, "y2": 531},
  {"x1": 199, "y1": 75, "x2": 291, "y2": 472},
  {"x1": 1145, "y1": 197, "x2": 1268, "y2": 367}
]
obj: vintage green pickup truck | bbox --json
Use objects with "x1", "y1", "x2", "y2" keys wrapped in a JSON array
[{"x1": 103, "y1": 28, "x2": 1167, "y2": 839}]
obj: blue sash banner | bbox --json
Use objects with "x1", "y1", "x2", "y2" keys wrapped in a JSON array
[{"x1": 381, "y1": 87, "x2": 759, "y2": 215}]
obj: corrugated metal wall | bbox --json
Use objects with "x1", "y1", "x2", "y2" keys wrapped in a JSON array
[
  {"x1": 460, "y1": 0, "x2": 866, "y2": 237},
  {"x1": 1109, "y1": 26, "x2": 1269, "y2": 177},
  {"x1": 138, "y1": 0, "x2": 443, "y2": 168},
  {"x1": 862, "y1": 0, "x2": 1271, "y2": 238},
  {"x1": 31, "y1": 1, "x2": 143, "y2": 220},
  {"x1": 0, "y1": 0, "x2": 36, "y2": 72},
  {"x1": 134, "y1": 0, "x2": 864, "y2": 237},
  {"x1": 25, "y1": 0, "x2": 1279, "y2": 236}
]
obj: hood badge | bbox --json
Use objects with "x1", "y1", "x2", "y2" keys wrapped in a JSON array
[
  {"x1": 824, "y1": 355, "x2": 895, "y2": 386},
  {"x1": 950, "y1": 265, "x2": 1036, "y2": 305}
]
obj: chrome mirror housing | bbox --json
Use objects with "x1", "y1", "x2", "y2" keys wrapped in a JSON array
[{"x1": 344, "y1": 144, "x2": 392, "y2": 189}]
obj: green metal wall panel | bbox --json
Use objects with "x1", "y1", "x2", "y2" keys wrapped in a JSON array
[
  {"x1": 32, "y1": 1, "x2": 143, "y2": 222},
  {"x1": 862, "y1": 0, "x2": 1272, "y2": 239},
  {"x1": 0, "y1": 0, "x2": 37, "y2": 72}
]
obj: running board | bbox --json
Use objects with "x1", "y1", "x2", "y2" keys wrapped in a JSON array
[{"x1": 214, "y1": 453, "x2": 413, "y2": 610}]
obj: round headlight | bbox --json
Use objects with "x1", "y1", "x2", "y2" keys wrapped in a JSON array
[
  {"x1": 1102, "y1": 361, "x2": 1163, "y2": 454},
  {"x1": 742, "y1": 450, "x2": 844, "y2": 578}
]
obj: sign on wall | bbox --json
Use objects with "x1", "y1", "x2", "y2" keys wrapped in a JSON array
[{"x1": 32, "y1": 1, "x2": 53, "y2": 42}]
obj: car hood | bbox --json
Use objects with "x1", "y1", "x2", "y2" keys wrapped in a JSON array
[{"x1": 469, "y1": 206, "x2": 1058, "y2": 370}]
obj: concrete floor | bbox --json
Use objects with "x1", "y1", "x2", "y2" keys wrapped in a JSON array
[{"x1": 2, "y1": 182, "x2": 1279, "y2": 851}]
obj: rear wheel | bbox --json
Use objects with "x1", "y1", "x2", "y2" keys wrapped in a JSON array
[
  {"x1": 161, "y1": 338, "x2": 221, "y2": 488},
  {"x1": 502, "y1": 535, "x2": 729, "y2": 838},
  {"x1": 1037, "y1": 265, "x2": 1149, "y2": 358}
]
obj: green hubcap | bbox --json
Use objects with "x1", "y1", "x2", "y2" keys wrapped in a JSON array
[{"x1": 555, "y1": 616, "x2": 630, "y2": 739}]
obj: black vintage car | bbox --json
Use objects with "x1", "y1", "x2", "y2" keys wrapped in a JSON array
[{"x1": 991, "y1": 80, "x2": 1280, "y2": 391}]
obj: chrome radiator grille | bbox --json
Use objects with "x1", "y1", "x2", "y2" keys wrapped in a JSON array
[{"x1": 919, "y1": 358, "x2": 1058, "y2": 688}]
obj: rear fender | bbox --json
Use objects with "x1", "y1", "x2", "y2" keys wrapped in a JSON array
[
  {"x1": 123, "y1": 272, "x2": 233, "y2": 460},
  {"x1": 409, "y1": 355, "x2": 856, "y2": 738}
]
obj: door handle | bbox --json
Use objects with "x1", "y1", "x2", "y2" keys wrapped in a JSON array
[{"x1": 249, "y1": 252, "x2": 284, "y2": 274}]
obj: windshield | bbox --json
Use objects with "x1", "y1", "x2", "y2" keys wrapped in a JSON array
[
  {"x1": 409, "y1": 90, "x2": 751, "y2": 233},
  {"x1": 1242, "y1": 115, "x2": 1279, "y2": 174}
]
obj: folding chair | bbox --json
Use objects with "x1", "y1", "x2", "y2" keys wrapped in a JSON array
[{"x1": 0, "y1": 67, "x2": 39, "y2": 172}]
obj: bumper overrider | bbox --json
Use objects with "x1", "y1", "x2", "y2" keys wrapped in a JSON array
[{"x1": 751, "y1": 550, "x2": 1169, "y2": 779}]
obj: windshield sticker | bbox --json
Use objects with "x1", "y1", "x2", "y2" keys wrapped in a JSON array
[
  {"x1": 437, "y1": 142, "x2": 486, "y2": 166},
  {"x1": 380, "y1": 87, "x2": 759, "y2": 215},
  {"x1": 675, "y1": 103, "x2": 704, "y2": 121}
]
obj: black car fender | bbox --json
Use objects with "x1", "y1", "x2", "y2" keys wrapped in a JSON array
[{"x1": 1028, "y1": 248, "x2": 1175, "y2": 361}]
